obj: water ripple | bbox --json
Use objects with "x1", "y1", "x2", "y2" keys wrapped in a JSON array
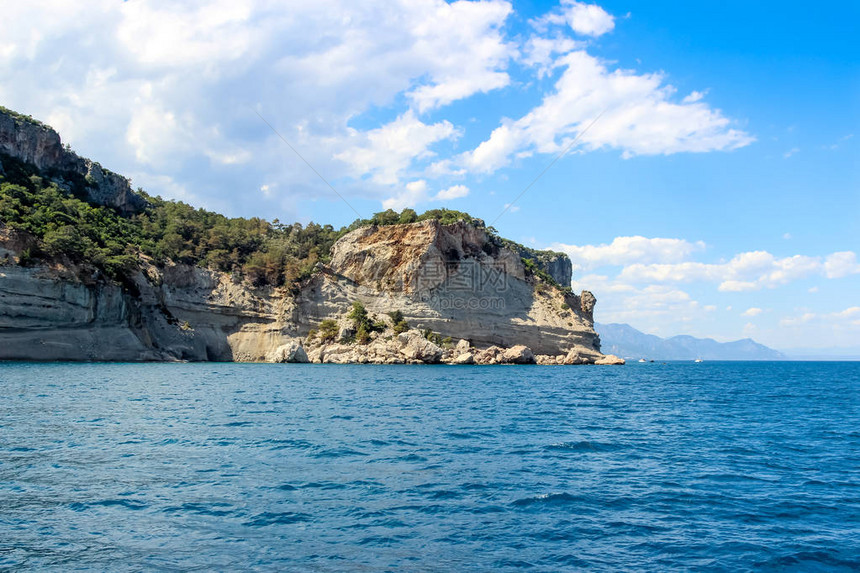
[{"x1": 0, "y1": 361, "x2": 857, "y2": 571}]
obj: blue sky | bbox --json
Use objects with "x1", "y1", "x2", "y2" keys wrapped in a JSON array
[{"x1": 0, "y1": 0, "x2": 857, "y2": 351}]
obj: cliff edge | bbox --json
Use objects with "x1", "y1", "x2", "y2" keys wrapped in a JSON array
[{"x1": 0, "y1": 106, "x2": 145, "y2": 214}]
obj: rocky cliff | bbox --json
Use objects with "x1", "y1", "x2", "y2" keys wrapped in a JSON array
[
  {"x1": 0, "y1": 107, "x2": 145, "y2": 214},
  {"x1": 503, "y1": 241, "x2": 572, "y2": 286},
  {"x1": 306, "y1": 220, "x2": 598, "y2": 355},
  {"x1": 0, "y1": 106, "x2": 620, "y2": 365},
  {"x1": 0, "y1": 220, "x2": 618, "y2": 364}
]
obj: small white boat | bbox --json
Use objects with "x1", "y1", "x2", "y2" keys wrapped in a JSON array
[
  {"x1": 638, "y1": 359, "x2": 647, "y2": 363},
  {"x1": 694, "y1": 359, "x2": 703, "y2": 363}
]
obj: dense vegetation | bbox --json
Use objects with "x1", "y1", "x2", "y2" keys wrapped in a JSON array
[
  {"x1": 0, "y1": 152, "x2": 344, "y2": 284},
  {"x1": 0, "y1": 150, "x2": 564, "y2": 290},
  {"x1": 351, "y1": 208, "x2": 492, "y2": 231}
]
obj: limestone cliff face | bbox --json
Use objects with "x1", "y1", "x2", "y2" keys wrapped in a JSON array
[
  {"x1": 0, "y1": 257, "x2": 291, "y2": 362},
  {"x1": 0, "y1": 108, "x2": 145, "y2": 214},
  {"x1": 298, "y1": 220, "x2": 599, "y2": 356},
  {"x1": 0, "y1": 220, "x2": 606, "y2": 362}
]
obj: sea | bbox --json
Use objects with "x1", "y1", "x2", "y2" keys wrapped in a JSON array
[{"x1": 1, "y1": 361, "x2": 858, "y2": 572}]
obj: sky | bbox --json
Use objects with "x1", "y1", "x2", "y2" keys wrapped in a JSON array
[{"x1": 0, "y1": 0, "x2": 857, "y2": 352}]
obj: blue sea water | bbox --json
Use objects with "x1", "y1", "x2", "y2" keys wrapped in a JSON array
[{"x1": 0, "y1": 362, "x2": 858, "y2": 572}]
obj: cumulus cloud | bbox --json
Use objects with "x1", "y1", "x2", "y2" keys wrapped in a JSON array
[
  {"x1": 619, "y1": 250, "x2": 842, "y2": 291},
  {"x1": 461, "y1": 50, "x2": 754, "y2": 173},
  {"x1": 682, "y1": 90, "x2": 706, "y2": 103},
  {"x1": 559, "y1": 236, "x2": 860, "y2": 295},
  {"x1": 382, "y1": 181, "x2": 470, "y2": 210},
  {"x1": 0, "y1": 0, "x2": 752, "y2": 213},
  {"x1": 433, "y1": 184, "x2": 470, "y2": 201},
  {"x1": 335, "y1": 111, "x2": 459, "y2": 185},
  {"x1": 382, "y1": 180, "x2": 431, "y2": 210},
  {"x1": 522, "y1": 35, "x2": 581, "y2": 78},
  {"x1": 536, "y1": 1, "x2": 615, "y2": 37},
  {"x1": 779, "y1": 307, "x2": 860, "y2": 328},
  {"x1": 573, "y1": 279, "x2": 711, "y2": 334},
  {"x1": 554, "y1": 236, "x2": 706, "y2": 270},
  {"x1": 0, "y1": 0, "x2": 513, "y2": 210},
  {"x1": 567, "y1": 238, "x2": 859, "y2": 344},
  {"x1": 824, "y1": 251, "x2": 860, "y2": 279},
  {"x1": 562, "y1": 1, "x2": 616, "y2": 37}
]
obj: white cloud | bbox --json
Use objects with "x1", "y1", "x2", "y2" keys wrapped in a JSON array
[
  {"x1": 433, "y1": 184, "x2": 470, "y2": 201},
  {"x1": 569, "y1": 238, "x2": 860, "y2": 346},
  {"x1": 130, "y1": 172, "x2": 205, "y2": 207},
  {"x1": 402, "y1": 0, "x2": 515, "y2": 112},
  {"x1": 554, "y1": 236, "x2": 706, "y2": 270},
  {"x1": 522, "y1": 35, "x2": 580, "y2": 78},
  {"x1": 335, "y1": 110, "x2": 459, "y2": 185},
  {"x1": 619, "y1": 250, "x2": 846, "y2": 291},
  {"x1": 779, "y1": 307, "x2": 860, "y2": 328},
  {"x1": 824, "y1": 251, "x2": 860, "y2": 279},
  {"x1": 576, "y1": 280, "x2": 702, "y2": 332},
  {"x1": 784, "y1": 147, "x2": 799, "y2": 158},
  {"x1": 381, "y1": 181, "x2": 469, "y2": 210},
  {"x1": 117, "y1": 0, "x2": 255, "y2": 68},
  {"x1": 0, "y1": 0, "x2": 514, "y2": 211},
  {"x1": 462, "y1": 50, "x2": 754, "y2": 173},
  {"x1": 682, "y1": 90, "x2": 706, "y2": 103},
  {"x1": 537, "y1": 1, "x2": 615, "y2": 38},
  {"x1": 125, "y1": 104, "x2": 187, "y2": 165},
  {"x1": 576, "y1": 281, "x2": 712, "y2": 333},
  {"x1": 0, "y1": 0, "x2": 755, "y2": 214},
  {"x1": 382, "y1": 180, "x2": 430, "y2": 210},
  {"x1": 563, "y1": 240, "x2": 856, "y2": 296},
  {"x1": 563, "y1": 1, "x2": 615, "y2": 37}
]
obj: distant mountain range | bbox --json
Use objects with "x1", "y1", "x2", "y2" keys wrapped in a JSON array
[{"x1": 595, "y1": 323, "x2": 785, "y2": 361}]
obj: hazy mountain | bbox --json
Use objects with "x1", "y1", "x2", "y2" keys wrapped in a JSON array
[{"x1": 596, "y1": 323, "x2": 785, "y2": 361}]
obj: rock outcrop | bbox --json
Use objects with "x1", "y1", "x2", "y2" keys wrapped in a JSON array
[
  {"x1": 306, "y1": 220, "x2": 600, "y2": 356},
  {"x1": 504, "y1": 242, "x2": 572, "y2": 286},
  {"x1": 0, "y1": 107, "x2": 145, "y2": 214},
  {"x1": 267, "y1": 341, "x2": 309, "y2": 363}
]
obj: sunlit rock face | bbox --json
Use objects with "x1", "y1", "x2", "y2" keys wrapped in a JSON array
[{"x1": 0, "y1": 219, "x2": 607, "y2": 362}]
